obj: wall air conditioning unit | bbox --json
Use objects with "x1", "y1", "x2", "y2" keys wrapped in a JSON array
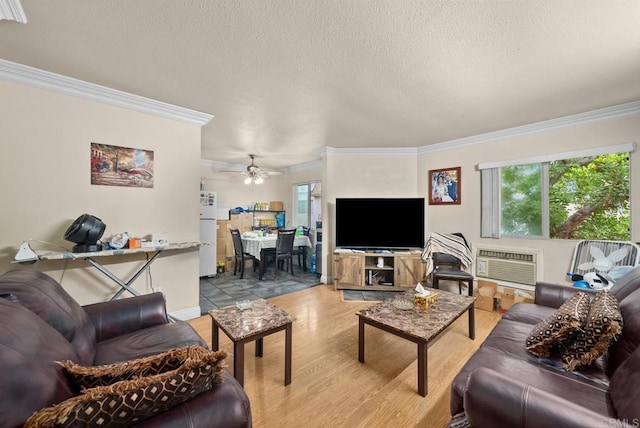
[{"x1": 475, "y1": 245, "x2": 542, "y2": 287}]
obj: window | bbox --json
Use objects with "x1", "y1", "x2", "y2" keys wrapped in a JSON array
[
  {"x1": 480, "y1": 144, "x2": 633, "y2": 240},
  {"x1": 501, "y1": 163, "x2": 544, "y2": 236},
  {"x1": 295, "y1": 184, "x2": 310, "y2": 227},
  {"x1": 292, "y1": 181, "x2": 322, "y2": 228}
]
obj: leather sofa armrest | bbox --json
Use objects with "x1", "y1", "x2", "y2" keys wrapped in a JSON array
[
  {"x1": 533, "y1": 281, "x2": 595, "y2": 308},
  {"x1": 464, "y1": 367, "x2": 621, "y2": 428},
  {"x1": 83, "y1": 292, "x2": 169, "y2": 342}
]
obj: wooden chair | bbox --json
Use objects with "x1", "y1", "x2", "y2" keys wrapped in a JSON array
[
  {"x1": 291, "y1": 226, "x2": 311, "y2": 272},
  {"x1": 260, "y1": 229, "x2": 296, "y2": 280},
  {"x1": 431, "y1": 233, "x2": 474, "y2": 296},
  {"x1": 230, "y1": 228, "x2": 257, "y2": 279}
]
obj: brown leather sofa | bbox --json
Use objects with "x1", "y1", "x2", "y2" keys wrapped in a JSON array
[
  {"x1": 0, "y1": 269, "x2": 252, "y2": 427},
  {"x1": 449, "y1": 265, "x2": 640, "y2": 428}
]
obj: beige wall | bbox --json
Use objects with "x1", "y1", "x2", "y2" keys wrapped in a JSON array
[
  {"x1": 315, "y1": 116, "x2": 638, "y2": 286},
  {"x1": 0, "y1": 81, "x2": 202, "y2": 316},
  {"x1": 323, "y1": 153, "x2": 419, "y2": 281},
  {"x1": 422, "y1": 115, "x2": 640, "y2": 284}
]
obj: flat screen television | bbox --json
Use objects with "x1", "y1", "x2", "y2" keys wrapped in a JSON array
[{"x1": 335, "y1": 198, "x2": 425, "y2": 250}]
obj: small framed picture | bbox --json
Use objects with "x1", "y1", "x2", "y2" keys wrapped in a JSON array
[{"x1": 428, "y1": 167, "x2": 461, "y2": 205}]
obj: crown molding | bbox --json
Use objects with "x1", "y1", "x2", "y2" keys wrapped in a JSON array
[
  {"x1": 0, "y1": 59, "x2": 213, "y2": 126},
  {"x1": 200, "y1": 159, "x2": 239, "y2": 169},
  {"x1": 322, "y1": 146, "x2": 419, "y2": 157},
  {"x1": 284, "y1": 159, "x2": 322, "y2": 173},
  {"x1": 201, "y1": 157, "x2": 321, "y2": 174},
  {"x1": 200, "y1": 158, "x2": 287, "y2": 175},
  {"x1": 419, "y1": 100, "x2": 640, "y2": 154},
  {"x1": 0, "y1": 0, "x2": 27, "y2": 23}
]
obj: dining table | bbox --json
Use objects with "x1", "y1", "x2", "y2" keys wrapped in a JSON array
[
  {"x1": 241, "y1": 231, "x2": 312, "y2": 279},
  {"x1": 242, "y1": 231, "x2": 312, "y2": 260}
]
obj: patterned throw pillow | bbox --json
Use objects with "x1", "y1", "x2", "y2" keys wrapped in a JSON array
[
  {"x1": 58, "y1": 345, "x2": 214, "y2": 391},
  {"x1": 526, "y1": 291, "x2": 590, "y2": 358},
  {"x1": 25, "y1": 347, "x2": 227, "y2": 427},
  {"x1": 562, "y1": 290, "x2": 622, "y2": 371}
]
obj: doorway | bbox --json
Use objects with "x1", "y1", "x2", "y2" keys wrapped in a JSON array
[
  {"x1": 293, "y1": 182, "x2": 322, "y2": 276},
  {"x1": 293, "y1": 181, "x2": 321, "y2": 229}
]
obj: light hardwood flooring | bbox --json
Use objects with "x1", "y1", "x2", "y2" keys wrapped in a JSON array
[{"x1": 188, "y1": 284, "x2": 501, "y2": 428}]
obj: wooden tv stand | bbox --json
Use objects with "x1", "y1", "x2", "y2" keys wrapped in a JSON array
[{"x1": 333, "y1": 250, "x2": 425, "y2": 291}]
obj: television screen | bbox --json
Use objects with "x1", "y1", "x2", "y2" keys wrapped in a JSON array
[{"x1": 335, "y1": 198, "x2": 425, "y2": 250}]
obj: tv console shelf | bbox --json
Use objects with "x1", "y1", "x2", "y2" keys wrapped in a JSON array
[{"x1": 333, "y1": 250, "x2": 425, "y2": 291}]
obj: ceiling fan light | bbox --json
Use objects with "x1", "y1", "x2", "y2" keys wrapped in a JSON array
[
  {"x1": 255, "y1": 176, "x2": 264, "y2": 184},
  {"x1": 244, "y1": 176, "x2": 252, "y2": 184}
]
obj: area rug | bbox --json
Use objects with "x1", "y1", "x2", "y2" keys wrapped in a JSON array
[{"x1": 339, "y1": 289, "x2": 401, "y2": 302}]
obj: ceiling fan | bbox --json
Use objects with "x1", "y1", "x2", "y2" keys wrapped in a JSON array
[{"x1": 221, "y1": 154, "x2": 283, "y2": 184}]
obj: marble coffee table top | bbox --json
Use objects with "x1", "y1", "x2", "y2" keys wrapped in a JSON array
[
  {"x1": 356, "y1": 289, "x2": 475, "y2": 342},
  {"x1": 209, "y1": 299, "x2": 294, "y2": 340}
]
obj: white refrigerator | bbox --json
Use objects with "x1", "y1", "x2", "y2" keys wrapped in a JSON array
[{"x1": 199, "y1": 191, "x2": 217, "y2": 277}]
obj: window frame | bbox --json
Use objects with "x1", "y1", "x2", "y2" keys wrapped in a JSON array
[{"x1": 479, "y1": 143, "x2": 635, "y2": 240}]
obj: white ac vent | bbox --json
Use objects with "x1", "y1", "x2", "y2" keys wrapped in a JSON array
[{"x1": 475, "y1": 246, "x2": 542, "y2": 286}]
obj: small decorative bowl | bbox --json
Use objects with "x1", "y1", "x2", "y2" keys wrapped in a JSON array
[
  {"x1": 392, "y1": 298, "x2": 414, "y2": 310},
  {"x1": 235, "y1": 300, "x2": 252, "y2": 310}
]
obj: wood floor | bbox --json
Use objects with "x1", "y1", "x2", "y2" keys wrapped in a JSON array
[{"x1": 188, "y1": 284, "x2": 501, "y2": 428}]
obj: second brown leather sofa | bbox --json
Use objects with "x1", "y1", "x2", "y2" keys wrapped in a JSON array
[{"x1": 448, "y1": 265, "x2": 640, "y2": 427}]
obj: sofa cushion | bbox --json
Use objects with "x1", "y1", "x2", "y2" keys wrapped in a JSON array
[
  {"x1": 133, "y1": 370, "x2": 252, "y2": 428},
  {"x1": 0, "y1": 299, "x2": 78, "y2": 427},
  {"x1": 606, "y1": 287, "x2": 640, "y2": 377},
  {"x1": 93, "y1": 322, "x2": 208, "y2": 365},
  {"x1": 609, "y1": 344, "x2": 640, "y2": 422},
  {"x1": 0, "y1": 270, "x2": 96, "y2": 365},
  {"x1": 501, "y1": 302, "x2": 556, "y2": 325},
  {"x1": 481, "y1": 318, "x2": 608, "y2": 380},
  {"x1": 562, "y1": 290, "x2": 622, "y2": 371},
  {"x1": 25, "y1": 348, "x2": 228, "y2": 428},
  {"x1": 450, "y1": 345, "x2": 611, "y2": 417},
  {"x1": 59, "y1": 345, "x2": 218, "y2": 391},
  {"x1": 526, "y1": 291, "x2": 590, "y2": 358},
  {"x1": 450, "y1": 317, "x2": 610, "y2": 416}
]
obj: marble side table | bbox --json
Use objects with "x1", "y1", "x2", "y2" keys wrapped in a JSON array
[{"x1": 209, "y1": 299, "x2": 293, "y2": 387}]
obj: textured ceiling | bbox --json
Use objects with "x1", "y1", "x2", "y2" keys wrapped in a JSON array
[{"x1": 1, "y1": 1, "x2": 639, "y2": 170}]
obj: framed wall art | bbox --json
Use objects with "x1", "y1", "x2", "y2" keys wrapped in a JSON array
[
  {"x1": 428, "y1": 166, "x2": 461, "y2": 205},
  {"x1": 91, "y1": 143, "x2": 154, "y2": 188}
]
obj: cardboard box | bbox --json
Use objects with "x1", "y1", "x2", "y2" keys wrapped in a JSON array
[
  {"x1": 500, "y1": 287, "x2": 516, "y2": 312},
  {"x1": 269, "y1": 201, "x2": 284, "y2": 211},
  {"x1": 514, "y1": 291, "x2": 534, "y2": 304},
  {"x1": 474, "y1": 280, "x2": 497, "y2": 311}
]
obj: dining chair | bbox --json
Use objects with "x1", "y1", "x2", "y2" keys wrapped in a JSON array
[
  {"x1": 431, "y1": 232, "x2": 474, "y2": 296},
  {"x1": 291, "y1": 226, "x2": 311, "y2": 272},
  {"x1": 230, "y1": 228, "x2": 258, "y2": 279},
  {"x1": 260, "y1": 229, "x2": 296, "y2": 280}
]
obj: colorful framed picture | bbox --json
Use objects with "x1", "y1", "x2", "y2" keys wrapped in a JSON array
[
  {"x1": 428, "y1": 166, "x2": 461, "y2": 205},
  {"x1": 91, "y1": 143, "x2": 154, "y2": 188}
]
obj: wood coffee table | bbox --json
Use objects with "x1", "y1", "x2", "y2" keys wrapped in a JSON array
[
  {"x1": 356, "y1": 289, "x2": 475, "y2": 396},
  {"x1": 209, "y1": 299, "x2": 293, "y2": 387}
]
